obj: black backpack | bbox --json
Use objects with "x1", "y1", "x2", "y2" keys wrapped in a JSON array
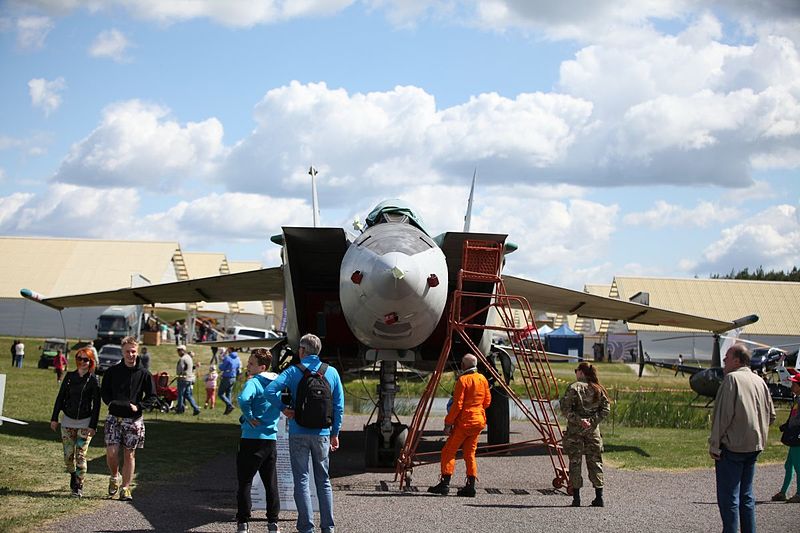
[{"x1": 294, "y1": 363, "x2": 333, "y2": 428}]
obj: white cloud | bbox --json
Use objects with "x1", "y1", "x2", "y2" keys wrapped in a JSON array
[
  {"x1": 139, "y1": 192, "x2": 311, "y2": 247},
  {"x1": 624, "y1": 200, "x2": 739, "y2": 228},
  {"x1": 54, "y1": 100, "x2": 227, "y2": 190},
  {"x1": 0, "y1": 185, "x2": 136, "y2": 237},
  {"x1": 28, "y1": 77, "x2": 66, "y2": 116},
  {"x1": 0, "y1": 133, "x2": 51, "y2": 156},
  {"x1": 682, "y1": 203, "x2": 800, "y2": 274},
  {"x1": 220, "y1": 81, "x2": 594, "y2": 198},
  {"x1": 555, "y1": 16, "x2": 800, "y2": 186},
  {"x1": 16, "y1": 0, "x2": 355, "y2": 27},
  {"x1": 13, "y1": 1, "x2": 800, "y2": 40},
  {"x1": 720, "y1": 179, "x2": 775, "y2": 204},
  {"x1": 16, "y1": 15, "x2": 53, "y2": 50},
  {"x1": 0, "y1": 136, "x2": 23, "y2": 150},
  {"x1": 473, "y1": 192, "x2": 619, "y2": 286},
  {"x1": 89, "y1": 28, "x2": 131, "y2": 61},
  {"x1": 0, "y1": 187, "x2": 309, "y2": 264}
]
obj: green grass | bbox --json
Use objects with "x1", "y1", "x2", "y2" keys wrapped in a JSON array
[
  {"x1": 0, "y1": 337, "x2": 242, "y2": 532},
  {"x1": 603, "y1": 425, "x2": 788, "y2": 470}
]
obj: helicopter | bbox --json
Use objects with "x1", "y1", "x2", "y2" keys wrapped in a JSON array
[{"x1": 638, "y1": 346, "x2": 798, "y2": 406}]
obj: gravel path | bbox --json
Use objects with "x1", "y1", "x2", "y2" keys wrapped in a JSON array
[{"x1": 46, "y1": 416, "x2": 795, "y2": 533}]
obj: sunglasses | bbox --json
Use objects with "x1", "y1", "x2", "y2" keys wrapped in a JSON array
[{"x1": 76, "y1": 357, "x2": 90, "y2": 363}]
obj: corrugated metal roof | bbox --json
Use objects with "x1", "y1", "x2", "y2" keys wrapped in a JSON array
[
  {"x1": 613, "y1": 276, "x2": 800, "y2": 335},
  {"x1": 584, "y1": 284, "x2": 611, "y2": 297},
  {"x1": 0, "y1": 236, "x2": 180, "y2": 298},
  {"x1": 183, "y1": 252, "x2": 228, "y2": 278},
  {"x1": 229, "y1": 261, "x2": 277, "y2": 315},
  {"x1": 229, "y1": 261, "x2": 262, "y2": 274}
]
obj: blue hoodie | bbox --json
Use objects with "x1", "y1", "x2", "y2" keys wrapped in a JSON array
[{"x1": 238, "y1": 371, "x2": 282, "y2": 440}]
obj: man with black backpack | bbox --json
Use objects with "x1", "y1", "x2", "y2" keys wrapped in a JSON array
[{"x1": 265, "y1": 333, "x2": 344, "y2": 533}]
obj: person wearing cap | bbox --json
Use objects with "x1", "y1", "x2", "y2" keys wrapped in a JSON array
[
  {"x1": 709, "y1": 344, "x2": 775, "y2": 532},
  {"x1": 427, "y1": 353, "x2": 491, "y2": 497},
  {"x1": 773, "y1": 374, "x2": 800, "y2": 503},
  {"x1": 50, "y1": 346, "x2": 102, "y2": 497},
  {"x1": 175, "y1": 345, "x2": 201, "y2": 416}
]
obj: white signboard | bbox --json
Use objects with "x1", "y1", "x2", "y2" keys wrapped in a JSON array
[
  {"x1": 0, "y1": 374, "x2": 5, "y2": 426},
  {"x1": 251, "y1": 415, "x2": 319, "y2": 512}
]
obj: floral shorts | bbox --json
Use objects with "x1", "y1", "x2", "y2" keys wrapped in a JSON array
[{"x1": 104, "y1": 415, "x2": 146, "y2": 449}]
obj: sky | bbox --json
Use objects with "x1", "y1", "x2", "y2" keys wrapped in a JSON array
[{"x1": 0, "y1": 0, "x2": 798, "y2": 290}]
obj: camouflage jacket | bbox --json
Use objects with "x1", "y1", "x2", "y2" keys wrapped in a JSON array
[{"x1": 560, "y1": 381, "x2": 611, "y2": 433}]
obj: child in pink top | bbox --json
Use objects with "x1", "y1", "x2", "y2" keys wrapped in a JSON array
[
  {"x1": 54, "y1": 350, "x2": 68, "y2": 384},
  {"x1": 204, "y1": 365, "x2": 218, "y2": 409}
]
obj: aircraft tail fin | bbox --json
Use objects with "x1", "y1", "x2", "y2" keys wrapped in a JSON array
[
  {"x1": 309, "y1": 166, "x2": 320, "y2": 227},
  {"x1": 463, "y1": 168, "x2": 476, "y2": 232}
]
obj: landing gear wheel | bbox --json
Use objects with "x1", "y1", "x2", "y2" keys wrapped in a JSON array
[
  {"x1": 364, "y1": 422, "x2": 408, "y2": 469},
  {"x1": 485, "y1": 386, "x2": 510, "y2": 446},
  {"x1": 38, "y1": 358, "x2": 48, "y2": 369}
]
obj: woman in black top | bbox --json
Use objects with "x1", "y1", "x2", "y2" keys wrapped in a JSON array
[{"x1": 50, "y1": 347, "x2": 102, "y2": 497}]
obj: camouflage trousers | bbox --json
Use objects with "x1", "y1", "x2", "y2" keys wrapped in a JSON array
[
  {"x1": 61, "y1": 427, "x2": 94, "y2": 482},
  {"x1": 563, "y1": 430, "x2": 604, "y2": 489}
]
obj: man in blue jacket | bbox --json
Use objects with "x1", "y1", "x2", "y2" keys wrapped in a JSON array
[
  {"x1": 265, "y1": 333, "x2": 344, "y2": 533},
  {"x1": 236, "y1": 348, "x2": 283, "y2": 533},
  {"x1": 218, "y1": 348, "x2": 241, "y2": 415}
]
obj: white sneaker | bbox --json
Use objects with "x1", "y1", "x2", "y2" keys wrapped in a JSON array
[{"x1": 108, "y1": 474, "x2": 121, "y2": 496}]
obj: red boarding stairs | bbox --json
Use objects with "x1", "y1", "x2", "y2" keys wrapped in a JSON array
[{"x1": 395, "y1": 240, "x2": 569, "y2": 491}]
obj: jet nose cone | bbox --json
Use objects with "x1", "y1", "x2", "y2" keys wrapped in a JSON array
[{"x1": 373, "y1": 252, "x2": 420, "y2": 299}]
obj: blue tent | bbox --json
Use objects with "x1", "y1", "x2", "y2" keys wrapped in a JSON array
[{"x1": 545, "y1": 324, "x2": 584, "y2": 359}]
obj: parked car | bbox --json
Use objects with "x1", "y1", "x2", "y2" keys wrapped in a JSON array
[
  {"x1": 97, "y1": 344, "x2": 123, "y2": 374},
  {"x1": 38, "y1": 338, "x2": 69, "y2": 369},
  {"x1": 223, "y1": 326, "x2": 282, "y2": 342}
]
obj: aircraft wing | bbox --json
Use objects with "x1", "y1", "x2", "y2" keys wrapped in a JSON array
[
  {"x1": 21, "y1": 267, "x2": 284, "y2": 310},
  {"x1": 502, "y1": 275, "x2": 740, "y2": 333}
]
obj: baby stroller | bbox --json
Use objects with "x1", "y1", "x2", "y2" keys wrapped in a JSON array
[{"x1": 152, "y1": 371, "x2": 178, "y2": 412}]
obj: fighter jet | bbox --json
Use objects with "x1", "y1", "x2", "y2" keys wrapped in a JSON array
[{"x1": 21, "y1": 198, "x2": 755, "y2": 467}]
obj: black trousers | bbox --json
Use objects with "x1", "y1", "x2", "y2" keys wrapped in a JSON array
[{"x1": 236, "y1": 438, "x2": 280, "y2": 522}]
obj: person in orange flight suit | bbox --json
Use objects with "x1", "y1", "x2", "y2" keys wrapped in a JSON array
[{"x1": 427, "y1": 353, "x2": 491, "y2": 497}]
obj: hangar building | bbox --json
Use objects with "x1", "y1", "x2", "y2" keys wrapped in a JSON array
[{"x1": 0, "y1": 236, "x2": 277, "y2": 340}]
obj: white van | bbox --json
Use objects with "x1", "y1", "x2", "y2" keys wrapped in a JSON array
[{"x1": 223, "y1": 326, "x2": 281, "y2": 342}]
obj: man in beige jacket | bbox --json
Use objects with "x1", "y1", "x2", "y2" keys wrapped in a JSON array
[{"x1": 709, "y1": 344, "x2": 775, "y2": 533}]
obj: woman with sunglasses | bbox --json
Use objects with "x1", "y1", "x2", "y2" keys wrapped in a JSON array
[
  {"x1": 50, "y1": 347, "x2": 102, "y2": 498},
  {"x1": 560, "y1": 362, "x2": 611, "y2": 507}
]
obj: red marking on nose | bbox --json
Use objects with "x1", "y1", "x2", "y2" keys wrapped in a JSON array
[
  {"x1": 427, "y1": 274, "x2": 440, "y2": 287},
  {"x1": 384, "y1": 312, "x2": 398, "y2": 325},
  {"x1": 351, "y1": 271, "x2": 363, "y2": 284}
]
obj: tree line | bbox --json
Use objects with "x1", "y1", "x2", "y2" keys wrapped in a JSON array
[{"x1": 710, "y1": 266, "x2": 800, "y2": 282}]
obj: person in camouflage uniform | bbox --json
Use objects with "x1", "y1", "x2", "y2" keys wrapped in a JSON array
[{"x1": 560, "y1": 362, "x2": 611, "y2": 507}]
